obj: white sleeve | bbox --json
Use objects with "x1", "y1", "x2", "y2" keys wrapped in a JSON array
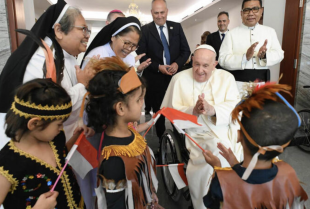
[
  {"x1": 212, "y1": 74, "x2": 240, "y2": 126},
  {"x1": 219, "y1": 32, "x2": 246, "y2": 70},
  {"x1": 23, "y1": 51, "x2": 45, "y2": 83},
  {"x1": 65, "y1": 83, "x2": 87, "y2": 112},
  {"x1": 259, "y1": 29, "x2": 284, "y2": 67},
  {"x1": 82, "y1": 46, "x2": 110, "y2": 70},
  {"x1": 169, "y1": 78, "x2": 195, "y2": 115}
]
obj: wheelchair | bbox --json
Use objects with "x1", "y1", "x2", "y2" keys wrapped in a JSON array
[{"x1": 159, "y1": 126, "x2": 191, "y2": 202}]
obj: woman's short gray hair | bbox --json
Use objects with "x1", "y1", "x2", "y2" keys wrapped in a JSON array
[{"x1": 59, "y1": 6, "x2": 82, "y2": 34}]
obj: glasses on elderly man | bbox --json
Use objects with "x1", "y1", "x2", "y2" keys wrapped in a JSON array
[
  {"x1": 242, "y1": 7, "x2": 261, "y2": 14},
  {"x1": 117, "y1": 36, "x2": 139, "y2": 51},
  {"x1": 74, "y1": 26, "x2": 91, "y2": 36}
]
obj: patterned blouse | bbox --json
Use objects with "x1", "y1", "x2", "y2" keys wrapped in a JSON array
[{"x1": 0, "y1": 131, "x2": 83, "y2": 209}]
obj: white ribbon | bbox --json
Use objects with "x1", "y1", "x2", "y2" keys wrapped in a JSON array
[
  {"x1": 52, "y1": 5, "x2": 70, "y2": 28},
  {"x1": 125, "y1": 180, "x2": 134, "y2": 209},
  {"x1": 242, "y1": 145, "x2": 284, "y2": 180},
  {"x1": 112, "y1": 23, "x2": 141, "y2": 37}
]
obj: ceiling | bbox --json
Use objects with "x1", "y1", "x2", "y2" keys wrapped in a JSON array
[
  {"x1": 181, "y1": 0, "x2": 241, "y2": 28},
  {"x1": 34, "y1": 0, "x2": 226, "y2": 22},
  {"x1": 34, "y1": 0, "x2": 242, "y2": 28}
]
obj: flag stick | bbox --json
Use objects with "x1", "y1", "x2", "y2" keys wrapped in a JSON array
[
  {"x1": 184, "y1": 133, "x2": 205, "y2": 152},
  {"x1": 50, "y1": 160, "x2": 69, "y2": 191},
  {"x1": 173, "y1": 123, "x2": 205, "y2": 152},
  {"x1": 156, "y1": 163, "x2": 185, "y2": 167},
  {"x1": 143, "y1": 113, "x2": 161, "y2": 138},
  {"x1": 50, "y1": 133, "x2": 84, "y2": 192}
]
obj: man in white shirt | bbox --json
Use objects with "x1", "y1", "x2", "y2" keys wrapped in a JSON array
[
  {"x1": 219, "y1": 0, "x2": 284, "y2": 71},
  {"x1": 206, "y1": 11, "x2": 230, "y2": 69}
]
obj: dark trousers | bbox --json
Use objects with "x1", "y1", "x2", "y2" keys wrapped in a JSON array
[
  {"x1": 144, "y1": 87, "x2": 152, "y2": 112},
  {"x1": 147, "y1": 88, "x2": 166, "y2": 140}
]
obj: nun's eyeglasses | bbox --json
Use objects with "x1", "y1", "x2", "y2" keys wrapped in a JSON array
[
  {"x1": 118, "y1": 36, "x2": 139, "y2": 51},
  {"x1": 74, "y1": 26, "x2": 91, "y2": 36}
]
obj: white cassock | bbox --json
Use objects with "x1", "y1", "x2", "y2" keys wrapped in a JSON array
[
  {"x1": 161, "y1": 68, "x2": 243, "y2": 209},
  {"x1": 0, "y1": 37, "x2": 87, "y2": 149},
  {"x1": 218, "y1": 23, "x2": 284, "y2": 96}
]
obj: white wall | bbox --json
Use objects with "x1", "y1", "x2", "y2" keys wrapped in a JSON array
[
  {"x1": 24, "y1": 0, "x2": 35, "y2": 30},
  {"x1": 262, "y1": 0, "x2": 286, "y2": 81},
  {"x1": 182, "y1": 4, "x2": 242, "y2": 56},
  {"x1": 182, "y1": 0, "x2": 286, "y2": 82}
]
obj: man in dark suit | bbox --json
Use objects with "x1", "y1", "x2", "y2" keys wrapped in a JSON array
[
  {"x1": 206, "y1": 11, "x2": 230, "y2": 69},
  {"x1": 137, "y1": 0, "x2": 190, "y2": 142}
]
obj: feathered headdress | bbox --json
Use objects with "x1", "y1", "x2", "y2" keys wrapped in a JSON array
[{"x1": 232, "y1": 83, "x2": 301, "y2": 180}]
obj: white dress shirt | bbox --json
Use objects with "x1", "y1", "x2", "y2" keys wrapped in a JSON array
[{"x1": 155, "y1": 23, "x2": 169, "y2": 65}]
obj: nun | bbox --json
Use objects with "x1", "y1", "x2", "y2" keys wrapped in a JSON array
[
  {"x1": 81, "y1": 16, "x2": 151, "y2": 75},
  {"x1": 0, "y1": 0, "x2": 95, "y2": 148}
]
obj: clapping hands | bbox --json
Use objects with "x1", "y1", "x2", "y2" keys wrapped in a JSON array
[{"x1": 193, "y1": 93, "x2": 215, "y2": 116}]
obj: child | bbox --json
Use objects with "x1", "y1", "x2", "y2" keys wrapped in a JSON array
[
  {"x1": 85, "y1": 58, "x2": 160, "y2": 209},
  {"x1": 202, "y1": 84, "x2": 308, "y2": 209},
  {"x1": 89, "y1": 56, "x2": 154, "y2": 134},
  {"x1": 0, "y1": 79, "x2": 85, "y2": 209}
]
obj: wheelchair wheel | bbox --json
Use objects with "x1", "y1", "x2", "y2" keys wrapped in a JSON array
[
  {"x1": 295, "y1": 109, "x2": 310, "y2": 152},
  {"x1": 160, "y1": 129, "x2": 182, "y2": 202}
]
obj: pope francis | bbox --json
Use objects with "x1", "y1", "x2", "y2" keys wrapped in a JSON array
[{"x1": 161, "y1": 45, "x2": 242, "y2": 209}]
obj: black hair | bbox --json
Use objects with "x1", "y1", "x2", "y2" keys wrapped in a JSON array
[
  {"x1": 242, "y1": 0, "x2": 262, "y2": 9},
  {"x1": 241, "y1": 100, "x2": 298, "y2": 160},
  {"x1": 117, "y1": 25, "x2": 142, "y2": 40},
  {"x1": 5, "y1": 79, "x2": 71, "y2": 142},
  {"x1": 86, "y1": 70, "x2": 146, "y2": 132},
  {"x1": 218, "y1": 11, "x2": 229, "y2": 18}
]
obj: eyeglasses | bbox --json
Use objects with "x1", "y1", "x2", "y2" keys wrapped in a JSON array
[
  {"x1": 74, "y1": 26, "x2": 91, "y2": 36},
  {"x1": 242, "y1": 7, "x2": 261, "y2": 14},
  {"x1": 117, "y1": 36, "x2": 139, "y2": 51}
]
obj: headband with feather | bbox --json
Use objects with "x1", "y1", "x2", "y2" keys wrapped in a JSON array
[{"x1": 231, "y1": 83, "x2": 301, "y2": 180}]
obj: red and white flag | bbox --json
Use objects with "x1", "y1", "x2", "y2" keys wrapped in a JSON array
[
  {"x1": 167, "y1": 163, "x2": 188, "y2": 189},
  {"x1": 67, "y1": 133, "x2": 98, "y2": 179},
  {"x1": 161, "y1": 107, "x2": 202, "y2": 130}
]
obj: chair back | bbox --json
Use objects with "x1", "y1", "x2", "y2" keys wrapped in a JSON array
[{"x1": 227, "y1": 69, "x2": 270, "y2": 82}]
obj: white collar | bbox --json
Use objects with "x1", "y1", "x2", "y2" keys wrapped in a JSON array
[
  {"x1": 106, "y1": 42, "x2": 116, "y2": 57},
  {"x1": 63, "y1": 49, "x2": 75, "y2": 59},
  {"x1": 241, "y1": 23, "x2": 259, "y2": 30},
  {"x1": 155, "y1": 22, "x2": 167, "y2": 30},
  {"x1": 219, "y1": 30, "x2": 228, "y2": 35}
]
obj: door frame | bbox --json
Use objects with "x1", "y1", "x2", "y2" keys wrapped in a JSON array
[
  {"x1": 6, "y1": 0, "x2": 26, "y2": 52},
  {"x1": 279, "y1": 0, "x2": 304, "y2": 105}
]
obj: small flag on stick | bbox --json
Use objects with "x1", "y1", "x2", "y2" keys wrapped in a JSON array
[{"x1": 51, "y1": 133, "x2": 98, "y2": 191}]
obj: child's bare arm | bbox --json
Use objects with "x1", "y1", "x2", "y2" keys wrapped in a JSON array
[
  {"x1": 0, "y1": 174, "x2": 11, "y2": 205},
  {"x1": 136, "y1": 122, "x2": 151, "y2": 133},
  {"x1": 203, "y1": 150, "x2": 221, "y2": 168},
  {"x1": 217, "y1": 143, "x2": 239, "y2": 167}
]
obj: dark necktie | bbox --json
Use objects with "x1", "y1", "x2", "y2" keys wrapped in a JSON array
[
  {"x1": 159, "y1": 26, "x2": 170, "y2": 65},
  {"x1": 221, "y1": 33, "x2": 225, "y2": 42}
]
